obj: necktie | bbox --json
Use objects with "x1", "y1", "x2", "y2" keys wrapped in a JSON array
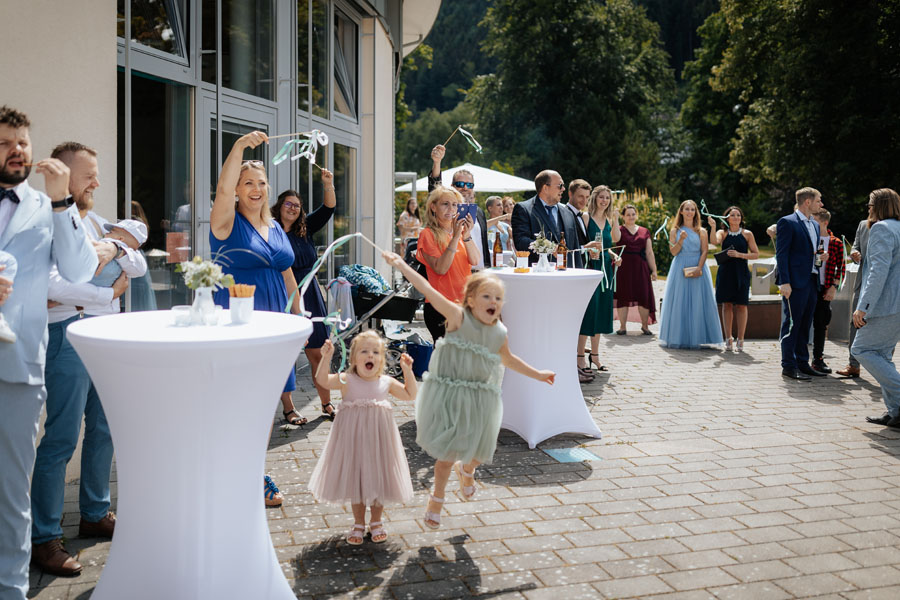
[{"x1": 0, "y1": 188, "x2": 20, "y2": 204}]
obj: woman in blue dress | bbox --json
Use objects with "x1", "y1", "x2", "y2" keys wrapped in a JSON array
[
  {"x1": 273, "y1": 175, "x2": 336, "y2": 422},
  {"x1": 210, "y1": 130, "x2": 304, "y2": 507},
  {"x1": 659, "y1": 200, "x2": 724, "y2": 349}
]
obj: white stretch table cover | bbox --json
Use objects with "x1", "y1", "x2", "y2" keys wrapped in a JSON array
[
  {"x1": 66, "y1": 311, "x2": 312, "y2": 600},
  {"x1": 494, "y1": 268, "x2": 604, "y2": 448}
]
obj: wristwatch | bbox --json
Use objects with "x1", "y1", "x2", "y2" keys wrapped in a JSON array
[{"x1": 51, "y1": 195, "x2": 75, "y2": 210}]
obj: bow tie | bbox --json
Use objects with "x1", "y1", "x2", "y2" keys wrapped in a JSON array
[{"x1": 0, "y1": 188, "x2": 20, "y2": 204}]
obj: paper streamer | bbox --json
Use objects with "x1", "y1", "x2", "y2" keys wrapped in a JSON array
[
  {"x1": 779, "y1": 296, "x2": 793, "y2": 344},
  {"x1": 458, "y1": 127, "x2": 483, "y2": 153},
  {"x1": 271, "y1": 130, "x2": 329, "y2": 166},
  {"x1": 653, "y1": 217, "x2": 670, "y2": 242},
  {"x1": 699, "y1": 199, "x2": 729, "y2": 224}
]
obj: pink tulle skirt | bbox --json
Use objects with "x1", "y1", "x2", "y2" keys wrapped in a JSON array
[{"x1": 308, "y1": 401, "x2": 414, "y2": 506}]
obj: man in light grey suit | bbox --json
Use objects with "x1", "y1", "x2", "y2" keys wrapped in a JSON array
[
  {"x1": 852, "y1": 188, "x2": 900, "y2": 429},
  {"x1": 0, "y1": 106, "x2": 102, "y2": 600},
  {"x1": 836, "y1": 217, "x2": 871, "y2": 377}
]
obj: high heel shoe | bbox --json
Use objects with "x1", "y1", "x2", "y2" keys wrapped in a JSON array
[
  {"x1": 588, "y1": 353, "x2": 608, "y2": 372},
  {"x1": 577, "y1": 353, "x2": 593, "y2": 375},
  {"x1": 735, "y1": 339, "x2": 743, "y2": 353},
  {"x1": 725, "y1": 337, "x2": 733, "y2": 352}
]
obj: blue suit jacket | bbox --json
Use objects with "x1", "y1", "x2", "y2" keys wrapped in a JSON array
[
  {"x1": 0, "y1": 182, "x2": 97, "y2": 385},
  {"x1": 775, "y1": 212, "x2": 820, "y2": 289},
  {"x1": 857, "y1": 218, "x2": 900, "y2": 318},
  {"x1": 511, "y1": 196, "x2": 584, "y2": 268}
]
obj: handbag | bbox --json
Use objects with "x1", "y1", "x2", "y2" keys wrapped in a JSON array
[
  {"x1": 713, "y1": 250, "x2": 731, "y2": 265},
  {"x1": 683, "y1": 267, "x2": 701, "y2": 278}
]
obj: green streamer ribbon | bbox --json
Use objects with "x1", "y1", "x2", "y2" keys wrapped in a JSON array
[
  {"x1": 699, "y1": 199, "x2": 729, "y2": 224},
  {"x1": 458, "y1": 127, "x2": 483, "y2": 153},
  {"x1": 653, "y1": 217, "x2": 670, "y2": 242},
  {"x1": 837, "y1": 235, "x2": 852, "y2": 291},
  {"x1": 271, "y1": 130, "x2": 329, "y2": 166},
  {"x1": 779, "y1": 295, "x2": 793, "y2": 344}
]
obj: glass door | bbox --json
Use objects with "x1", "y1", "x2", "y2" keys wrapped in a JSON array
[{"x1": 197, "y1": 95, "x2": 277, "y2": 260}]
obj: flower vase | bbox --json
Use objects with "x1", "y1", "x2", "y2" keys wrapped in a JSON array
[
  {"x1": 536, "y1": 253, "x2": 551, "y2": 273},
  {"x1": 190, "y1": 286, "x2": 216, "y2": 325}
]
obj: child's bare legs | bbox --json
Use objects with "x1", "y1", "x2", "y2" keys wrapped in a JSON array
[
  {"x1": 425, "y1": 460, "x2": 454, "y2": 527},
  {"x1": 369, "y1": 503, "x2": 386, "y2": 542}
]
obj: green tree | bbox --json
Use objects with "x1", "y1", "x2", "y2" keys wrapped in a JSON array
[
  {"x1": 396, "y1": 44, "x2": 433, "y2": 131},
  {"x1": 470, "y1": 0, "x2": 676, "y2": 192},
  {"x1": 706, "y1": 0, "x2": 900, "y2": 235}
]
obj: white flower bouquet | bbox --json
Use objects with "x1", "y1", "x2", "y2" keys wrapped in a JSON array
[
  {"x1": 175, "y1": 256, "x2": 235, "y2": 290},
  {"x1": 528, "y1": 231, "x2": 557, "y2": 255}
]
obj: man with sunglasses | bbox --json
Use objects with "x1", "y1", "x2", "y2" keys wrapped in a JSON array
[
  {"x1": 511, "y1": 170, "x2": 585, "y2": 268},
  {"x1": 429, "y1": 144, "x2": 489, "y2": 271}
]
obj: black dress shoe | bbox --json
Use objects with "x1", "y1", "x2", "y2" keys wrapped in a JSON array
[
  {"x1": 811, "y1": 359, "x2": 832, "y2": 374},
  {"x1": 888, "y1": 415, "x2": 900, "y2": 429},
  {"x1": 798, "y1": 364, "x2": 827, "y2": 377},
  {"x1": 866, "y1": 412, "x2": 893, "y2": 425},
  {"x1": 782, "y1": 368, "x2": 811, "y2": 381}
]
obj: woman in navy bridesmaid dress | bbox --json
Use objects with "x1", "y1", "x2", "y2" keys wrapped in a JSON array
[{"x1": 209, "y1": 131, "x2": 305, "y2": 508}]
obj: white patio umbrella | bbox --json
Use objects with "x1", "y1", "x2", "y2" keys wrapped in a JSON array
[{"x1": 394, "y1": 163, "x2": 535, "y2": 194}]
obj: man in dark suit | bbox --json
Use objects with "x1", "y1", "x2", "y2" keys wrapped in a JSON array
[
  {"x1": 511, "y1": 170, "x2": 584, "y2": 268},
  {"x1": 776, "y1": 187, "x2": 826, "y2": 380},
  {"x1": 561, "y1": 179, "x2": 591, "y2": 247},
  {"x1": 428, "y1": 144, "x2": 489, "y2": 271}
]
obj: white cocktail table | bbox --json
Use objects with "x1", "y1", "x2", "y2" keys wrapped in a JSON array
[
  {"x1": 494, "y1": 268, "x2": 604, "y2": 448},
  {"x1": 66, "y1": 311, "x2": 312, "y2": 600}
]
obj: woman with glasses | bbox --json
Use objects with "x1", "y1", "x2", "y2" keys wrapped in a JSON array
[
  {"x1": 273, "y1": 170, "x2": 337, "y2": 423},
  {"x1": 417, "y1": 186, "x2": 479, "y2": 341},
  {"x1": 210, "y1": 131, "x2": 305, "y2": 508}
]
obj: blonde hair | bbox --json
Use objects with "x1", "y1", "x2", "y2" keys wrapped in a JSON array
[
  {"x1": 587, "y1": 185, "x2": 615, "y2": 220},
  {"x1": 347, "y1": 330, "x2": 386, "y2": 376},
  {"x1": 795, "y1": 187, "x2": 821, "y2": 208},
  {"x1": 423, "y1": 186, "x2": 463, "y2": 249},
  {"x1": 673, "y1": 200, "x2": 701, "y2": 232},
  {"x1": 236, "y1": 162, "x2": 273, "y2": 227},
  {"x1": 461, "y1": 271, "x2": 505, "y2": 324}
]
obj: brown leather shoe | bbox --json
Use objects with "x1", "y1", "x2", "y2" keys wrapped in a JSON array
[
  {"x1": 31, "y1": 539, "x2": 82, "y2": 576},
  {"x1": 836, "y1": 365, "x2": 861, "y2": 378},
  {"x1": 79, "y1": 512, "x2": 116, "y2": 538}
]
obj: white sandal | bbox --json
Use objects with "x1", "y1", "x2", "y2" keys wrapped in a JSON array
[
  {"x1": 346, "y1": 523, "x2": 365, "y2": 545},
  {"x1": 424, "y1": 494, "x2": 444, "y2": 530},
  {"x1": 454, "y1": 462, "x2": 477, "y2": 501},
  {"x1": 369, "y1": 521, "x2": 387, "y2": 544},
  {"x1": 725, "y1": 337, "x2": 733, "y2": 352}
]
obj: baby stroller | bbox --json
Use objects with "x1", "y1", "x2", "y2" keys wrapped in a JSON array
[{"x1": 328, "y1": 269, "x2": 422, "y2": 380}]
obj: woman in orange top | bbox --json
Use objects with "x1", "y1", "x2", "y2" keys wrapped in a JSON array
[{"x1": 416, "y1": 186, "x2": 480, "y2": 341}]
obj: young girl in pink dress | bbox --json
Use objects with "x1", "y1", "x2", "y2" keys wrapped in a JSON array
[{"x1": 309, "y1": 331, "x2": 417, "y2": 545}]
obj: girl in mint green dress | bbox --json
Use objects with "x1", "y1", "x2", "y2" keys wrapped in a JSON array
[{"x1": 383, "y1": 251, "x2": 556, "y2": 530}]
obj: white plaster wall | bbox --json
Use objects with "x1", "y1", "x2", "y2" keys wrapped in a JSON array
[{"x1": 1, "y1": 0, "x2": 117, "y2": 220}]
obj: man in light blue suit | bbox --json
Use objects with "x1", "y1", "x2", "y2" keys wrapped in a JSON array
[
  {"x1": 0, "y1": 106, "x2": 106, "y2": 600},
  {"x1": 852, "y1": 188, "x2": 900, "y2": 429},
  {"x1": 776, "y1": 187, "x2": 825, "y2": 380}
]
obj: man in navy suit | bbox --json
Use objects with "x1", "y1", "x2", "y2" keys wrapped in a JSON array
[
  {"x1": 776, "y1": 187, "x2": 826, "y2": 380},
  {"x1": 511, "y1": 170, "x2": 584, "y2": 268}
]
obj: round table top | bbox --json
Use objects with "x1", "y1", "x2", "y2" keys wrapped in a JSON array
[
  {"x1": 66, "y1": 310, "x2": 313, "y2": 350},
  {"x1": 490, "y1": 266, "x2": 605, "y2": 282}
]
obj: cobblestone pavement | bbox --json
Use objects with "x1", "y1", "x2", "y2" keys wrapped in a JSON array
[{"x1": 29, "y1": 324, "x2": 900, "y2": 599}]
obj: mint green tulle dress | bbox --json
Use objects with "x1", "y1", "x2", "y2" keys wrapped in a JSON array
[{"x1": 415, "y1": 309, "x2": 508, "y2": 465}]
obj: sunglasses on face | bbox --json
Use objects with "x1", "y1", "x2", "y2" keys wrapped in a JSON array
[
  {"x1": 452, "y1": 181, "x2": 475, "y2": 190},
  {"x1": 242, "y1": 160, "x2": 265, "y2": 167},
  {"x1": 557, "y1": 183, "x2": 565, "y2": 190},
  {"x1": 283, "y1": 201, "x2": 301, "y2": 210}
]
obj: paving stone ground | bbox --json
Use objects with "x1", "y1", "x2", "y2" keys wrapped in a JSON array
[{"x1": 28, "y1": 313, "x2": 900, "y2": 599}]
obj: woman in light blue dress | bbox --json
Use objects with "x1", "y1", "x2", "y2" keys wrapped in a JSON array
[{"x1": 659, "y1": 200, "x2": 724, "y2": 349}]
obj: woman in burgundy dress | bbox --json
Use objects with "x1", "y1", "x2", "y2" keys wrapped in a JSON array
[{"x1": 614, "y1": 205, "x2": 658, "y2": 335}]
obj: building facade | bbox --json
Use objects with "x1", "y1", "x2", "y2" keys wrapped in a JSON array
[{"x1": 4, "y1": 0, "x2": 438, "y2": 309}]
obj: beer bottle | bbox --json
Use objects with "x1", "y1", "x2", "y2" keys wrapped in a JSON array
[
  {"x1": 493, "y1": 229, "x2": 503, "y2": 267},
  {"x1": 556, "y1": 234, "x2": 568, "y2": 270}
]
